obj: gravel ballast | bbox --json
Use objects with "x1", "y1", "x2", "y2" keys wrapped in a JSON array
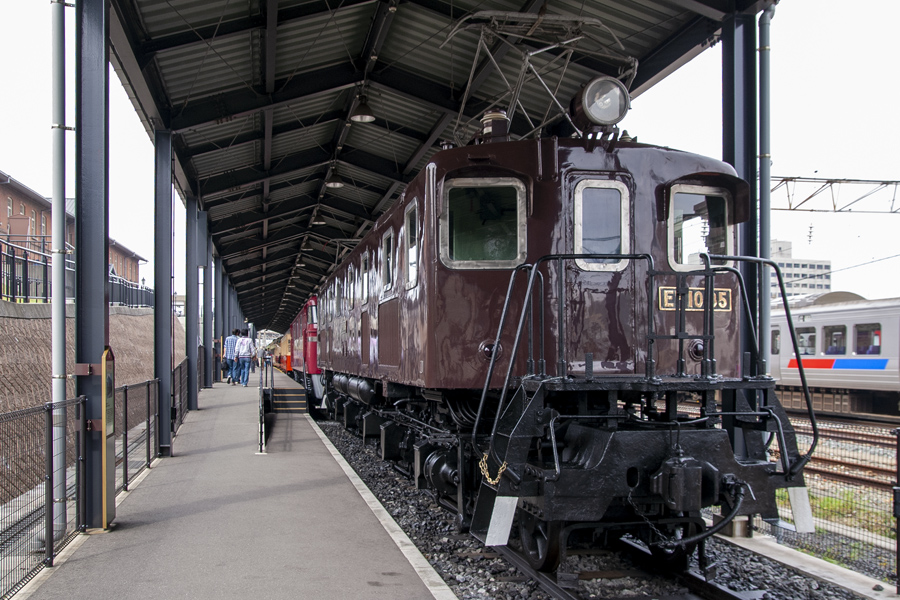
[{"x1": 317, "y1": 419, "x2": 871, "y2": 600}]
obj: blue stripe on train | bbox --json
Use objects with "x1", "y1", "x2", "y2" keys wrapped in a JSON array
[{"x1": 832, "y1": 358, "x2": 889, "y2": 370}]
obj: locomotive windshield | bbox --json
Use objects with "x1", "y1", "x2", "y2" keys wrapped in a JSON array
[
  {"x1": 441, "y1": 177, "x2": 527, "y2": 268},
  {"x1": 574, "y1": 179, "x2": 629, "y2": 271},
  {"x1": 668, "y1": 185, "x2": 732, "y2": 270}
]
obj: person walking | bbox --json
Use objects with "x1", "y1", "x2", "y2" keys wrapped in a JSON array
[
  {"x1": 256, "y1": 342, "x2": 266, "y2": 375},
  {"x1": 235, "y1": 328, "x2": 256, "y2": 387},
  {"x1": 223, "y1": 328, "x2": 239, "y2": 385}
]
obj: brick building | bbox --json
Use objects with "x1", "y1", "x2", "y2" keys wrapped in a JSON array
[{"x1": 1, "y1": 169, "x2": 145, "y2": 284}]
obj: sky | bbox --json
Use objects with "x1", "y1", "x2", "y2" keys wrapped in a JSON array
[{"x1": 1, "y1": 0, "x2": 898, "y2": 303}]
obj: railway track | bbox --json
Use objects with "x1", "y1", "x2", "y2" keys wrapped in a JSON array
[
  {"x1": 792, "y1": 422, "x2": 896, "y2": 449},
  {"x1": 681, "y1": 405, "x2": 899, "y2": 489},
  {"x1": 489, "y1": 540, "x2": 768, "y2": 600}
]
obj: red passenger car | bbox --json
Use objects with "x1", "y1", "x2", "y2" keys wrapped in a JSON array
[{"x1": 290, "y1": 295, "x2": 323, "y2": 401}]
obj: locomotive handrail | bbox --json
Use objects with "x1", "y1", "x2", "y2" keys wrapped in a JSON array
[
  {"x1": 708, "y1": 254, "x2": 818, "y2": 477},
  {"x1": 474, "y1": 253, "x2": 655, "y2": 467},
  {"x1": 472, "y1": 263, "x2": 533, "y2": 455}
]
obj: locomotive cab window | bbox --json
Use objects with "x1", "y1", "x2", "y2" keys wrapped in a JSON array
[
  {"x1": 855, "y1": 323, "x2": 881, "y2": 355},
  {"x1": 440, "y1": 177, "x2": 527, "y2": 269},
  {"x1": 668, "y1": 185, "x2": 733, "y2": 271},
  {"x1": 574, "y1": 179, "x2": 629, "y2": 271}
]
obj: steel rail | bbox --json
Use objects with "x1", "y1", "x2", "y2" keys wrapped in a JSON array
[{"x1": 802, "y1": 464, "x2": 895, "y2": 491}]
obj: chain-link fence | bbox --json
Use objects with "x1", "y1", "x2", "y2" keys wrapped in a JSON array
[
  {"x1": 756, "y1": 419, "x2": 896, "y2": 585},
  {"x1": 1, "y1": 398, "x2": 84, "y2": 599},
  {"x1": 114, "y1": 380, "x2": 160, "y2": 494},
  {"x1": 1, "y1": 344, "x2": 216, "y2": 598}
]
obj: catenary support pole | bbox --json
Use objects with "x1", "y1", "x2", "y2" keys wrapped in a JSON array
[
  {"x1": 75, "y1": 0, "x2": 112, "y2": 530},
  {"x1": 155, "y1": 130, "x2": 173, "y2": 456},
  {"x1": 185, "y1": 196, "x2": 198, "y2": 410},
  {"x1": 50, "y1": 0, "x2": 68, "y2": 542}
]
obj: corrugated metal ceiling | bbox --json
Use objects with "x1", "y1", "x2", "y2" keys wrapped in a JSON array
[{"x1": 109, "y1": 0, "x2": 773, "y2": 330}]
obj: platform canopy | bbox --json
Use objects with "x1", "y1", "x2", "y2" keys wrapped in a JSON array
[{"x1": 109, "y1": 0, "x2": 774, "y2": 331}]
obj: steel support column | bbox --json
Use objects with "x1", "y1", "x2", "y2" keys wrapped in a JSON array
[
  {"x1": 722, "y1": 12, "x2": 759, "y2": 375},
  {"x1": 225, "y1": 281, "x2": 232, "y2": 332},
  {"x1": 203, "y1": 219, "x2": 213, "y2": 387},
  {"x1": 758, "y1": 7, "x2": 775, "y2": 370},
  {"x1": 186, "y1": 196, "x2": 199, "y2": 410},
  {"x1": 214, "y1": 254, "x2": 223, "y2": 381},
  {"x1": 75, "y1": 0, "x2": 111, "y2": 530},
  {"x1": 155, "y1": 130, "x2": 174, "y2": 456}
]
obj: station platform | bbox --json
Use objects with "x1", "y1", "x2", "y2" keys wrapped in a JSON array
[{"x1": 18, "y1": 369, "x2": 457, "y2": 600}]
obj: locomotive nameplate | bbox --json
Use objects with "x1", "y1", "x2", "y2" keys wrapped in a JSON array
[{"x1": 658, "y1": 287, "x2": 732, "y2": 311}]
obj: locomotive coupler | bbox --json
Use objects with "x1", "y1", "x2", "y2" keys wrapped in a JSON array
[{"x1": 650, "y1": 450, "x2": 704, "y2": 513}]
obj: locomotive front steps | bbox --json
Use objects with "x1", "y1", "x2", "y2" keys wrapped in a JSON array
[
  {"x1": 271, "y1": 388, "x2": 307, "y2": 413},
  {"x1": 471, "y1": 383, "x2": 548, "y2": 547}
]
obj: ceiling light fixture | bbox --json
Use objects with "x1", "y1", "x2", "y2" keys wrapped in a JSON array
[
  {"x1": 350, "y1": 95, "x2": 376, "y2": 123},
  {"x1": 324, "y1": 167, "x2": 344, "y2": 188}
]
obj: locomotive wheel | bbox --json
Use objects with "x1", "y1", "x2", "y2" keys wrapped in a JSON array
[{"x1": 517, "y1": 511, "x2": 561, "y2": 572}]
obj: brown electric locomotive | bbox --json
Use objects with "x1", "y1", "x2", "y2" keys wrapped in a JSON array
[{"x1": 312, "y1": 75, "x2": 815, "y2": 573}]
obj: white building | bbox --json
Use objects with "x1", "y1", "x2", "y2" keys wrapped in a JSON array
[{"x1": 770, "y1": 240, "x2": 831, "y2": 299}]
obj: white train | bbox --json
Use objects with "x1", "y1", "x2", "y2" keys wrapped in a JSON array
[{"x1": 770, "y1": 292, "x2": 900, "y2": 419}]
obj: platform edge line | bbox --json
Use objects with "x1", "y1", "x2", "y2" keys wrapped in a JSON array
[{"x1": 305, "y1": 416, "x2": 459, "y2": 600}]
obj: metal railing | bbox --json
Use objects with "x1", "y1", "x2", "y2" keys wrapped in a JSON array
[
  {"x1": 115, "y1": 380, "x2": 160, "y2": 494},
  {"x1": 0, "y1": 398, "x2": 85, "y2": 599},
  {"x1": 0, "y1": 237, "x2": 66, "y2": 303},
  {"x1": 258, "y1": 357, "x2": 275, "y2": 454},
  {"x1": 0, "y1": 236, "x2": 153, "y2": 307},
  {"x1": 109, "y1": 274, "x2": 154, "y2": 308},
  {"x1": 172, "y1": 358, "x2": 188, "y2": 434},
  {"x1": 0, "y1": 376, "x2": 168, "y2": 598},
  {"x1": 170, "y1": 347, "x2": 204, "y2": 437}
]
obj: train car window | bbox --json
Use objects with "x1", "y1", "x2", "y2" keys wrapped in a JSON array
[
  {"x1": 823, "y1": 325, "x2": 846, "y2": 355},
  {"x1": 348, "y1": 265, "x2": 356, "y2": 309},
  {"x1": 440, "y1": 177, "x2": 527, "y2": 269},
  {"x1": 796, "y1": 327, "x2": 816, "y2": 356},
  {"x1": 574, "y1": 179, "x2": 629, "y2": 271},
  {"x1": 668, "y1": 185, "x2": 733, "y2": 271},
  {"x1": 771, "y1": 329, "x2": 780, "y2": 355},
  {"x1": 335, "y1": 278, "x2": 343, "y2": 316},
  {"x1": 855, "y1": 323, "x2": 881, "y2": 355},
  {"x1": 406, "y1": 202, "x2": 419, "y2": 288},
  {"x1": 361, "y1": 252, "x2": 369, "y2": 301},
  {"x1": 382, "y1": 230, "x2": 394, "y2": 291}
]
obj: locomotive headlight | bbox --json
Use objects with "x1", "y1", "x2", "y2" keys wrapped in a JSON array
[{"x1": 577, "y1": 77, "x2": 630, "y2": 127}]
